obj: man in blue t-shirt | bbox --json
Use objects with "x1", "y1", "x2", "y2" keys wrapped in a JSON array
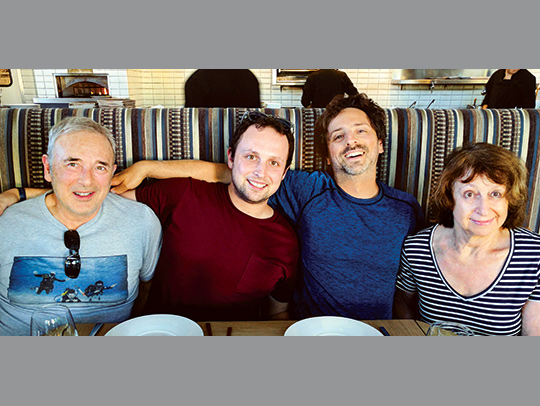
[{"x1": 110, "y1": 94, "x2": 424, "y2": 320}]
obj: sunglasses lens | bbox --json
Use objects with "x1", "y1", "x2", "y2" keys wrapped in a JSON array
[
  {"x1": 64, "y1": 230, "x2": 81, "y2": 278},
  {"x1": 242, "y1": 111, "x2": 293, "y2": 133},
  {"x1": 65, "y1": 254, "x2": 81, "y2": 279},
  {"x1": 64, "y1": 230, "x2": 80, "y2": 250}
]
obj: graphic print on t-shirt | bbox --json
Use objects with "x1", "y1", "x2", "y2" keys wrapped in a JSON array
[{"x1": 8, "y1": 255, "x2": 128, "y2": 305}]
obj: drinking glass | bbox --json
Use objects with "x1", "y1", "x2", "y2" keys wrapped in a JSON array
[
  {"x1": 427, "y1": 321, "x2": 474, "y2": 336},
  {"x1": 30, "y1": 304, "x2": 78, "y2": 336}
]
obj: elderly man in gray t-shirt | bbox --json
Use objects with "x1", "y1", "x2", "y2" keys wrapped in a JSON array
[{"x1": 0, "y1": 117, "x2": 161, "y2": 335}]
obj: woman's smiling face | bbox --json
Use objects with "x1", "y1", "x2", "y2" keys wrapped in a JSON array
[{"x1": 452, "y1": 174, "x2": 509, "y2": 236}]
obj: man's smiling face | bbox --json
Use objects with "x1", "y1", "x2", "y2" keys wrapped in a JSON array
[
  {"x1": 43, "y1": 131, "x2": 116, "y2": 226},
  {"x1": 228, "y1": 124, "x2": 289, "y2": 209},
  {"x1": 326, "y1": 107, "x2": 383, "y2": 178}
]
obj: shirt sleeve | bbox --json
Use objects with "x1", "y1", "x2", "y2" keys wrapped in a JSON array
[
  {"x1": 301, "y1": 78, "x2": 313, "y2": 107},
  {"x1": 518, "y1": 71, "x2": 537, "y2": 108},
  {"x1": 395, "y1": 243, "x2": 418, "y2": 293},
  {"x1": 342, "y1": 72, "x2": 359, "y2": 96},
  {"x1": 138, "y1": 206, "x2": 163, "y2": 282},
  {"x1": 269, "y1": 248, "x2": 299, "y2": 303},
  {"x1": 269, "y1": 170, "x2": 331, "y2": 225},
  {"x1": 135, "y1": 177, "x2": 191, "y2": 224},
  {"x1": 482, "y1": 70, "x2": 500, "y2": 106}
]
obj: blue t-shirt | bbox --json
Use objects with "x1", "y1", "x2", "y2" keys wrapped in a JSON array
[{"x1": 269, "y1": 170, "x2": 424, "y2": 320}]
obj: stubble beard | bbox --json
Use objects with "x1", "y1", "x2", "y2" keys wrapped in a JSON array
[
  {"x1": 231, "y1": 176, "x2": 270, "y2": 206},
  {"x1": 332, "y1": 144, "x2": 376, "y2": 177}
]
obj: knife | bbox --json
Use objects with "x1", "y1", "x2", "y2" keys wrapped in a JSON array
[{"x1": 89, "y1": 323, "x2": 104, "y2": 336}]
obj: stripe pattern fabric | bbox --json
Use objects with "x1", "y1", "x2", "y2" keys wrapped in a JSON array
[
  {"x1": 2, "y1": 107, "x2": 540, "y2": 231},
  {"x1": 396, "y1": 225, "x2": 540, "y2": 336}
]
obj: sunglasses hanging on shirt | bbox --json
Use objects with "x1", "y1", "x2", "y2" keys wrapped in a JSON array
[{"x1": 64, "y1": 230, "x2": 81, "y2": 279}]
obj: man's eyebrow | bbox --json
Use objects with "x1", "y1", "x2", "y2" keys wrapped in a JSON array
[
  {"x1": 243, "y1": 149, "x2": 285, "y2": 163},
  {"x1": 63, "y1": 157, "x2": 112, "y2": 167},
  {"x1": 330, "y1": 122, "x2": 370, "y2": 133}
]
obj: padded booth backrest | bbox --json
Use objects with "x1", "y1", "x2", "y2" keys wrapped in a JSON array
[{"x1": 2, "y1": 107, "x2": 540, "y2": 231}]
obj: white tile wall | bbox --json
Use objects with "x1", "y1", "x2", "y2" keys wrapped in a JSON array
[{"x1": 21, "y1": 69, "x2": 540, "y2": 109}]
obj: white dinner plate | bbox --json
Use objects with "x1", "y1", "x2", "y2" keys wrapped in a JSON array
[
  {"x1": 284, "y1": 316, "x2": 383, "y2": 336},
  {"x1": 105, "y1": 314, "x2": 204, "y2": 336}
]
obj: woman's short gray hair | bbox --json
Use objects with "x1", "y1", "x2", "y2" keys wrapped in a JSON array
[{"x1": 47, "y1": 117, "x2": 116, "y2": 161}]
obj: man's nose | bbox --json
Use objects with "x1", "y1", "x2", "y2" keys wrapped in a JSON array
[
  {"x1": 78, "y1": 167, "x2": 93, "y2": 185},
  {"x1": 253, "y1": 160, "x2": 267, "y2": 177},
  {"x1": 345, "y1": 131, "x2": 359, "y2": 145}
]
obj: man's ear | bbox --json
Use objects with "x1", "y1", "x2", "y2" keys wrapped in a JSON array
[
  {"x1": 42, "y1": 155, "x2": 52, "y2": 183},
  {"x1": 378, "y1": 139, "x2": 384, "y2": 154},
  {"x1": 227, "y1": 148, "x2": 234, "y2": 170}
]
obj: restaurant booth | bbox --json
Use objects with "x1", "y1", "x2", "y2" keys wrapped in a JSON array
[{"x1": 1, "y1": 105, "x2": 540, "y2": 334}]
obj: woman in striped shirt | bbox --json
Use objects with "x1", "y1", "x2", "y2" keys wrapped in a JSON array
[{"x1": 394, "y1": 143, "x2": 540, "y2": 335}]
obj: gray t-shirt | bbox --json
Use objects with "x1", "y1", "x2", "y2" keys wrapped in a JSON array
[{"x1": 0, "y1": 192, "x2": 162, "y2": 335}]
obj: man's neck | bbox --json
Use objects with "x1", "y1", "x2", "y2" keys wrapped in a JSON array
[
  {"x1": 45, "y1": 193, "x2": 97, "y2": 230},
  {"x1": 334, "y1": 172, "x2": 380, "y2": 199},
  {"x1": 227, "y1": 185, "x2": 274, "y2": 219}
]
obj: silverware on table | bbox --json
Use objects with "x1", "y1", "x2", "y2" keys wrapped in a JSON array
[
  {"x1": 379, "y1": 326, "x2": 391, "y2": 336},
  {"x1": 89, "y1": 323, "x2": 104, "y2": 336}
]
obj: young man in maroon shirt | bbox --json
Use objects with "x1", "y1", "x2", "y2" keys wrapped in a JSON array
[{"x1": 120, "y1": 112, "x2": 299, "y2": 321}]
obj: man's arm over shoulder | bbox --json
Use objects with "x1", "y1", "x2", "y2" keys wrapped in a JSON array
[
  {"x1": 111, "y1": 160, "x2": 231, "y2": 194},
  {"x1": 270, "y1": 170, "x2": 332, "y2": 224},
  {"x1": 0, "y1": 188, "x2": 50, "y2": 215}
]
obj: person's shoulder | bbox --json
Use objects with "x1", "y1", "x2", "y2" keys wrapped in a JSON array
[
  {"x1": 287, "y1": 169, "x2": 334, "y2": 183},
  {"x1": 273, "y1": 209, "x2": 298, "y2": 233},
  {"x1": 517, "y1": 69, "x2": 536, "y2": 82},
  {"x1": 404, "y1": 225, "x2": 434, "y2": 243},
  {"x1": 514, "y1": 227, "x2": 540, "y2": 243},
  {"x1": 380, "y1": 182, "x2": 419, "y2": 205},
  {"x1": 0, "y1": 194, "x2": 44, "y2": 220},
  {"x1": 105, "y1": 193, "x2": 158, "y2": 216},
  {"x1": 283, "y1": 170, "x2": 336, "y2": 192},
  {"x1": 518, "y1": 69, "x2": 535, "y2": 77}
]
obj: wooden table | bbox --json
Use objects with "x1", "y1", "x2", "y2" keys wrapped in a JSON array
[{"x1": 77, "y1": 319, "x2": 427, "y2": 336}]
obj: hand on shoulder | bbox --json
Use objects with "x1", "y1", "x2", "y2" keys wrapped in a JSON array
[
  {"x1": 0, "y1": 188, "x2": 21, "y2": 215},
  {"x1": 111, "y1": 161, "x2": 150, "y2": 194}
]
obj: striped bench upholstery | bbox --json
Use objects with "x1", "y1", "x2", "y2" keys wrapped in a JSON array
[{"x1": 2, "y1": 107, "x2": 540, "y2": 232}]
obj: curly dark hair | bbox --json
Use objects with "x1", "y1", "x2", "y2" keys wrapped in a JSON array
[
  {"x1": 314, "y1": 93, "x2": 386, "y2": 163},
  {"x1": 431, "y1": 143, "x2": 529, "y2": 229}
]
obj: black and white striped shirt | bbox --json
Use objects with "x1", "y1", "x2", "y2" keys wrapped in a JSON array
[{"x1": 396, "y1": 225, "x2": 540, "y2": 336}]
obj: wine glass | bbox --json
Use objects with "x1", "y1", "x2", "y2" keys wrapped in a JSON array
[
  {"x1": 427, "y1": 321, "x2": 474, "y2": 336},
  {"x1": 30, "y1": 304, "x2": 78, "y2": 336}
]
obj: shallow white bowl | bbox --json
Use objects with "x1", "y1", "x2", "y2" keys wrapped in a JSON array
[
  {"x1": 284, "y1": 316, "x2": 383, "y2": 336},
  {"x1": 105, "y1": 314, "x2": 204, "y2": 336}
]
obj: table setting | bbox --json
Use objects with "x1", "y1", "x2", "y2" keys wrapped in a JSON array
[{"x1": 73, "y1": 315, "x2": 433, "y2": 336}]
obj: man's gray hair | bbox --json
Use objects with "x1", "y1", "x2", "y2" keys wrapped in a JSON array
[{"x1": 47, "y1": 117, "x2": 116, "y2": 161}]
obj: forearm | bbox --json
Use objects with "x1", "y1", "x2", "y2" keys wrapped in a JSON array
[
  {"x1": 521, "y1": 300, "x2": 540, "y2": 336},
  {"x1": 141, "y1": 160, "x2": 231, "y2": 182},
  {"x1": 393, "y1": 289, "x2": 420, "y2": 319},
  {"x1": 0, "y1": 187, "x2": 49, "y2": 214},
  {"x1": 131, "y1": 280, "x2": 152, "y2": 318},
  {"x1": 112, "y1": 160, "x2": 231, "y2": 194},
  {"x1": 263, "y1": 296, "x2": 290, "y2": 320}
]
